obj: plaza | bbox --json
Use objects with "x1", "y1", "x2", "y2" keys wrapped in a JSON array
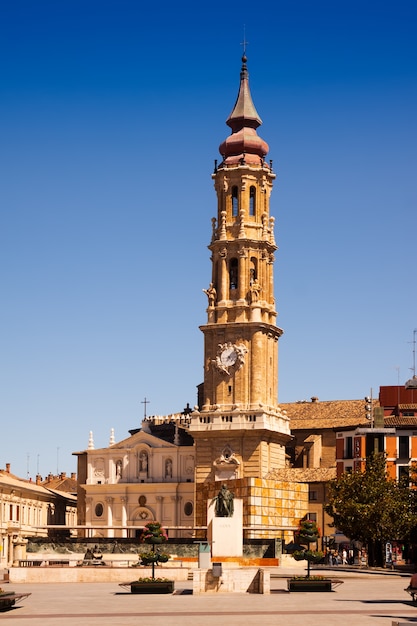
[{"x1": 1, "y1": 568, "x2": 417, "y2": 626}]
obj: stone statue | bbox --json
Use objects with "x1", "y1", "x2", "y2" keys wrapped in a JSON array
[
  {"x1": 203, "y1": 283, "x2": 217, "y2": 307},
  {"x1": 139, "y1": 451, "x2": 148, "y2": 472},
  {"x1": 211, "y1": 483, "x2": 234, "y2": 517},
  {"x1": 250, "y1": 279, "x2": 261, "y2": 303}
]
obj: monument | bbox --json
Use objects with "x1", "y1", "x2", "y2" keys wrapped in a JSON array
[{"x1": 207, "y1": 484, "x2": 243, "y2": 557}]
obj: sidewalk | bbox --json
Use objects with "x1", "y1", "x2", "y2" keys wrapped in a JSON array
[{"x1": 1, "y1": 567, "x2": 416, "y2": 625}]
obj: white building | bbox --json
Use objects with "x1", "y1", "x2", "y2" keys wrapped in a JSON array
[
  {"x1": 74, "y1": 416, "x2": 195, "y2": 538},
  {"x1": 0, "y1": 464, "x2": 77, "y2": 567}
]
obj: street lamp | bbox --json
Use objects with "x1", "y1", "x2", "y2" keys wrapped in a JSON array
[{"x1": 364, "y1": 393, "x2": 373, "y2": 427}]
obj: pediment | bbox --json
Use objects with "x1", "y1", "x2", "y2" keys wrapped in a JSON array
[{"x1": 110, "y1": 430, "x2": 176, "y2": 450}]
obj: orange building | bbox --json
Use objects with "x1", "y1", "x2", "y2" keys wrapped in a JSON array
[{"x1": 335, "y1": 385, "x2": 417, "y2": 479}]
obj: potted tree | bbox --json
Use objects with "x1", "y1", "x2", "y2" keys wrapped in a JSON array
[
  {"x1": 123, "y1": 522, "x2": 174, "y2": 594},
  {"x1": 288, "y1": 519, "x2": 336, "y2": 592}
]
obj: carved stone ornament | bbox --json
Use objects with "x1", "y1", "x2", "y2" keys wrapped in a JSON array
[
  {"x1": 213, "y1": 445, "x2": 240, "y2": 481},
  {"x1": 212, "y1": 341, "x2": 247, "y2": 376}
]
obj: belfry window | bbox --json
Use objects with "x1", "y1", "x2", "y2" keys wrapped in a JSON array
[
  {"x1": 229, "y1": 258, "x2": 238, "y2": 290},
  {"x1": 249, "y1": 186, "x2": 256, "y2": 216},
  {"x1": 232, "y1": 186, "x2": 239, "y2": 216}
]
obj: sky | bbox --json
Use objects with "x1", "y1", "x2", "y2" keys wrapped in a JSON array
[{"x1": 1, "y1": 0, "x2": 416, "y2": 480}]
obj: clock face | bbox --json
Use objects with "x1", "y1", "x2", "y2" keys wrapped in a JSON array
[{"x1": 220, "y1": 346, "x2": 237, "y2": 366}]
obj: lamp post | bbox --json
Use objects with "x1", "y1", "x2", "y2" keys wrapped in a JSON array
[{"x1": 364, "y1": 390, "x2": 373, "y2": 428}]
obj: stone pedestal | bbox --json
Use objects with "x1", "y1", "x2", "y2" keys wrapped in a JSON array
[{"x1": 207, "y1": 499, "x2": 243, "y2": 557}]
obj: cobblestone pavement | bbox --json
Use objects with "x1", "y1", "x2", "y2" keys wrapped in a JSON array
[{"x1": 1, "y1": 569, "x2": 417, "y2": 626}]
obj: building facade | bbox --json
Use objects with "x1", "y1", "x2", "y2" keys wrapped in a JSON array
[
  {"x1": 0, "y1": 464, "x2": 77, "y2": 567},
  {"x1": 74, "y1": 418, "x2": 195, "y2": 538},
  {"x1": 336, "y1": 385, "x2": 417, "y2": 479}
]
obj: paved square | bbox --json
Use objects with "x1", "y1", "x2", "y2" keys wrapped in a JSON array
[{"x1": 1, "y1": 570, "x2": 417, "y2": 625}]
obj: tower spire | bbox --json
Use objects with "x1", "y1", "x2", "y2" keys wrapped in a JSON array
[{"x1": 219, "y1": 55, "x2": 268, "y2": 166}]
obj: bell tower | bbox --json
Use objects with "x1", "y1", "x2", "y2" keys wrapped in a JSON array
[{"x1": 189, "y1": 55, "x2": 291, "y2": 487}]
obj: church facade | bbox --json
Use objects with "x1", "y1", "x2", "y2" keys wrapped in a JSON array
[{"x1": 75, "y1": 55, "x2": 309, "y2": 542}]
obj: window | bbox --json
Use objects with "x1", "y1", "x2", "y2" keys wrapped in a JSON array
[
  {"x1": 95, "y1": 503, "x2": 104, "y2": 517},
  {"x1": 399, "y1": 436, "x2": 410, "y2": 459},
  {"x1": 307, "y1": 513, "x2": 317, "y2": 522},
  {"x1": 345, "y1": 437, "x2": 353, "y2": 459},
  {"x1": 229, "y1": 258, "x2": 238, "y2": 290},
  {"x1": 232, "y1": 186, "x2": 239, "y2": 216},
  {"x1": 398, "y1": 436, "x2": 409, "y2": 458},
  {"x1": 309, "y1": 491, "x2": 318, "y2": 501},
  {"x1": 184, "y1": 502, "x2": 193, "y2": 517},
  {"x1": 249, "y1": 186, "x2": 256, "y2": 216},
  {"x1": 398, "y1": 465, "x2": 410, "y2": 481}
]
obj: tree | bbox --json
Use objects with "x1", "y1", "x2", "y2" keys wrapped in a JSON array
[
  {"x1": 139, "y1": 522, "x2": 169, "y2": 579},
  {"x1": 325, "y1": 453, "x2": 415, "y2": 567},
  {"x1": 292, "y1": 519, "x2": 324, "y2": 577}
]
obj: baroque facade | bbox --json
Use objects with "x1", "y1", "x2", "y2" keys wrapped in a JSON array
[{"x1": 74, "y1": 418, "x2": 195, "y2": 538}]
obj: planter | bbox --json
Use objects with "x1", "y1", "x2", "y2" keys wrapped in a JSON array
[
  {"x1": 288, "y1": 579, "x2": 332, "y2": 592},
  {"x1": 128, "y1": 581, "x2": 174, "y2": 594}
]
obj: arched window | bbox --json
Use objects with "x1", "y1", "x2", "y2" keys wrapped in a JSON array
[
  {"x1": 232, "y1": 186, "x2": 239, "y2": 216},
  {"x1": 229, "y1": 258, "x2": 238, "y2": 290},
  {"x1": 249, "y1": 186, "x2": 256, "y2": 216}
]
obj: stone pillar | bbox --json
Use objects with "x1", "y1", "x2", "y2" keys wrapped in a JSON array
[
  {"x1": 170, "y1": 495, "x2": 182, "y2": 538},
  {"x1": 121, "y1": 497, "x2": 127, "y2": 538},
  {"x1": 156, "y1": 495, "x2": 164, "y2": 522},
  {"x1": 106, "y1": 497, "x2": 114, "y2": 538},
  {"x1": 86, "y1": 497, "x2": 93, "y2": 538}
]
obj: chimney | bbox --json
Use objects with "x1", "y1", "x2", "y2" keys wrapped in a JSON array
[
  {"x1": 36, "y1": 474, "x2": 42, "y2": 485},
  {"x1": 311, "y1": 397, "x2": 319, "y2": 403},
  {"x1": 60, "y1": 472, "x2": 66, "y2": 479},
  {"x1": 5, "y1": 463, "x2": 10, "y2": 473},
  {"x1": 71, "y1": 473, "x2": 76, "y2": 480}
]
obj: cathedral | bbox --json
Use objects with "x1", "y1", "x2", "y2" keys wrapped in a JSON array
[{"x1": 75, "y1": 55, "x2": 309, "y2": 542}]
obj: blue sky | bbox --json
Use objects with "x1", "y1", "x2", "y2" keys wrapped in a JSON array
[{"x1": 1, "y1": 0, "x2": 416, "y2": 480}]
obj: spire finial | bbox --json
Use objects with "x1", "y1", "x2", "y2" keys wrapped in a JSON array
[{"x1": 240, "y1": 25, "x2": 248, "y2": 60}]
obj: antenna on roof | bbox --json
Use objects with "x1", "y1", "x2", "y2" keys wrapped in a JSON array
[{"x1": 405, "y1": 329, "x2": 417, "y2": 389}]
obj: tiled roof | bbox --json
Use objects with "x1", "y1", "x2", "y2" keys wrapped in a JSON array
[
  {"x1": 384, "y1": 416, "x2": 417, "y2": 428},
  {"x1": 280, "y1": 399, "x2": 378, "y2": 430},
  {"x1": 42, "y1": 476, "x2": 78, "y2": 493},
  {"x1": 0, "y1": 471, "x2": 54, "y2": 494},
  {"x1": 265, "y1": 467, "x2": 337, "y2": 482}
]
